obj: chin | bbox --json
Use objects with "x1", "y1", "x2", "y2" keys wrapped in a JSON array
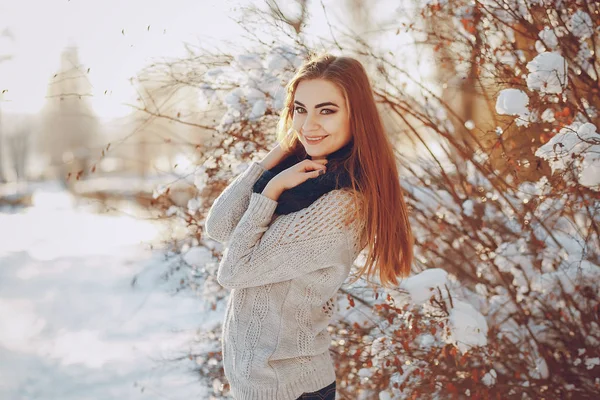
[{"x1": 305, "y1": 148, "x2": 329, "y2": 159}]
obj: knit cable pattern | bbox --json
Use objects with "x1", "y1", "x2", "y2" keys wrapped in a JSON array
[
  {"x1": 216, "y1": 189, "x2": 362, "y2": 289},
  {"x1": 204, "y1": 161, "x2": 366, "y2": 400}
]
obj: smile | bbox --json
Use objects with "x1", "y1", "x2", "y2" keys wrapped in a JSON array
[{"x1": 304, "y1": 135, "x2": 328, "y2": 144}]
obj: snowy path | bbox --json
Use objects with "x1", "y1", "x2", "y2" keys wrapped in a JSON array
[{"x1": 0, "y1": 188, "x2": 214, "y2": 400}]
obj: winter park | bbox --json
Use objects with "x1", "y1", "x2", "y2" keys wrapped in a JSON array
[{"x1": 0, "y1": 0, "x2": 599, "y2": 399}]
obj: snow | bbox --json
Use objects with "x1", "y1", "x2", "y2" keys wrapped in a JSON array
[
  {"x1": 497, "y1": 50, "x2": 517, "y2": 67},
  {"x1": 576, "y1": 41, "x2": 597, "y2": 80},
  {"x1": 531, "y1": 260, "x2": 600, "y2": 297},
  {"x1": 223, "y1": 87, "x2": 246, "y2": 109},
  {"x1": 220, "y1": 86, "x2": 268, "y2": 128},
  {"x1": 535, "y1": 122, "x2": 600, "y2": 191},
  {"x1": 577, "y1": 123, "x2": 600, "y2": 189},
  {"x1": 567, "y1": 10, "x2": 594, "y2": 40},
  {"x1": 541, "y1": 108, "x2": 555, "y2": 123},
  {"x1": 249, "y1": 99, "x2": 267, "y2": 121},
  {"x1": 0, "y1": 191, "x2": 160, "y2": 260},
  {"x1": 494, "y1": 88, "x2": 536, "y2": 127},
  {"x1": 152, "y1": 183, "x2": 169, "y2": 199},
  {"x1": 264, "y1": 46, "x2": 303, "y2": 71},
  {"x1": 515, "y1": 109, "x2": 538, "y2": 127},
  {"x1": 445, "y1": 300, "x2": 489, "y2": 354},
  {"x1": 187, "y1": 197, "x2": 202, "y2": 215},
  {"x1": 201, "y1": 47, "x2": 304, "y2": 130},
  {"x1": 496, "y1": 89, "x2": 529, "y2": 116},
  {"x1": 537, "y1": 27, "x2": 558, "y2": 50},
  {"x1": 531, "y1": 356, "x2": 550, "y2": 379},
  {"x1": 183, "y1": 246, "x2": 215, "y2": 268},
  {"x1": 585, "y1": 357, "x2": 600, "y2": 370},
  {"x1": 526, "y1": 52, "x2": 568, "y2": 94},
  {"x1": 379, "y1": 390, "x2": 393, "y2": 400},
  {"x1": 400, "y1": 268, "x2": 449, "y2": 304},
  {"x1": 481, "y1": 368, "x2": 497, "y2": 386},
  {"x1": 370, "y1": 336, "x2": 389, "y2": 358},
  {"x1": 205, "y1": 67, "x2": 225, "y2": 79},
  {"x1": 396, "y1": 269, "x2": 489, "y2": 354},
  {"x1": 194, "y1": 167, "x2": 209, "y2": 192},
  {"x1": 235, "y1": 53, "x2": 263, "y2": 70},
  {"x1": 0, "y1": 186, "x2": 215, "y2": 399},
  {"x1": 462, "y1": 199, "x2": 474, "y2": 217}
]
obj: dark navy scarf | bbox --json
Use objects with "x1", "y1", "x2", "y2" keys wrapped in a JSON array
[{"x1": 252, "y1": 140, "x2": 354, "y2": 215}]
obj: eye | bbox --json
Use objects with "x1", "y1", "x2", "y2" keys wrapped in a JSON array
[{"x1": 294, "y1": 107, "x2": 336, "y2": 115}]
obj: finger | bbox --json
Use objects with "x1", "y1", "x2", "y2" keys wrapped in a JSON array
[
  {"x1": 308, "y1": 165, "x2": 327, "y2": 174},
  {"x1": 300, "y1": 166, "x2": 327, "y2": 176},
  {"x1": 311, "y1": 168, "x2": 326, "y2": 178},
  {"x1": 298, "y1": 164, "x2": 326, "y2": 177},
  {"x1": 301, "y1": 159, "x2": 328, "y2": 170}
]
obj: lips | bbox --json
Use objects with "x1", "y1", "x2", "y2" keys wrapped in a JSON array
[{"x1": 304, "y1": 135, "x2": 328, "y2": 144}]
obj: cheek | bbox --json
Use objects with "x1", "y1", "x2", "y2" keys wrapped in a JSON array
[{"x1": 323, "y1": 115, "x2": 348, "y2": 135}]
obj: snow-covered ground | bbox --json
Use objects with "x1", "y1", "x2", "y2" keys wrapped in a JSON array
[{"x1": 0, "y1": 185, "x2": 216, "y2": 399}]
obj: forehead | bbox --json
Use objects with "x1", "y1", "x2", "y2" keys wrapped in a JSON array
[{"x1": 294, "y1": 79, "x2": 345, "y2": 105}]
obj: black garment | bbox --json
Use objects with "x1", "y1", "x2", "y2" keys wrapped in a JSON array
[
  {"x1": 252, "y1": 140, "x2": 354, "y2": 215},
  {"x1": 296, "y1": 380, "x2": 336, "y2": 400}
]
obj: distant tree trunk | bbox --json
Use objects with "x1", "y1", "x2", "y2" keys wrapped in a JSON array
[
  {"x1": 0, "y1": 106, "x2": 6, "y2": 183},
  {"x1": 8, "y1": 127, "x2": 30, "y2": 182},
  {"x1": 39, "y1": 46, "x2": 99, "y2": 184}
]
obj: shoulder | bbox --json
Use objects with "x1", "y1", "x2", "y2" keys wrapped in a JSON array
[
  {"x1": 316, "y1": 188, "x2": 365, "y2": 229},
  {"x1": 318, "y1": 189, "x2": 367, "y2": 255}
]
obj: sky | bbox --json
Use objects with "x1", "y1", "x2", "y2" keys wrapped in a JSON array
[
  {"x1": 0, "y1": 0, "x2": 426, "y2": 123},
  {"x1": 0, "y1": 0, "x2": 246, "y2": 121}
]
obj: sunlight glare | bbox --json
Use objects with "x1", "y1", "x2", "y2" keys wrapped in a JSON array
[{"x1": 0, "y1": 188, "x2": 161, "y2": 261}]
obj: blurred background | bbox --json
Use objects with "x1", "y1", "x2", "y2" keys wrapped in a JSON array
[
  {"x1": 0, "y1": 1, "x2": 249, "y2": 398},
  {"x1": 0, "y1": 0, "x2": 599, "y2": 399}
]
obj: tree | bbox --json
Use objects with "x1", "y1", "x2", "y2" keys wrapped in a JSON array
[
  {"x1": 6, "y1": 116, "x2": 31, "y2": 182},
  {"x1": 0, "y1": 26, "x2": 16, "y2": 183},
  {"x1": 38, "y1": 45, "x2": 99, "y2": 185},
  {"x1": 133, "y1": 0, "x2": 600, "y2": 398}
]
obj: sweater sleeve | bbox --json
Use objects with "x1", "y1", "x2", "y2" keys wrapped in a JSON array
[
  {"x1": 216, "y1": 189, "x2": 363, "y2": 289},
  {"x1": 204, "y1": 161, "x2": 267, "y2": 244}
]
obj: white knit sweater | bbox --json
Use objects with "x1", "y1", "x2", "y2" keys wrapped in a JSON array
[{"x1": 204, "y1": 161, "x2": 366, "y2": 400}]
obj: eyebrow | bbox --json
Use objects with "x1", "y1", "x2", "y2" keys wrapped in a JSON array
[{"x1": 294, "y1": 100, "x2": 339, "y2": 108}]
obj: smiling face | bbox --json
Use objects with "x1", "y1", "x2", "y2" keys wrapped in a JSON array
[{"x1": 292, "y1": 78, "x2": 352, "y2": 160}]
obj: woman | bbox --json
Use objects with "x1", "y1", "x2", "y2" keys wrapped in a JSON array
[{"x1": 204, "y1": 53, "x2": 414, "y2": 400}]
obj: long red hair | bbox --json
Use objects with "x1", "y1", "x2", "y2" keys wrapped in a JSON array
[{"x1": 275, "y1": 52, "x2": 414, "y2": 287}]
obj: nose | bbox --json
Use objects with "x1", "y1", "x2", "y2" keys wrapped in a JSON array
[{"x1": 302, "y1": 112, "x2": 320, "y2": 132}]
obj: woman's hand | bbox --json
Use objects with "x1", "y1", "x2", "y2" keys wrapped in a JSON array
[{"x1": 262, "y1": 159, "x2": 328, "y2": 201}]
